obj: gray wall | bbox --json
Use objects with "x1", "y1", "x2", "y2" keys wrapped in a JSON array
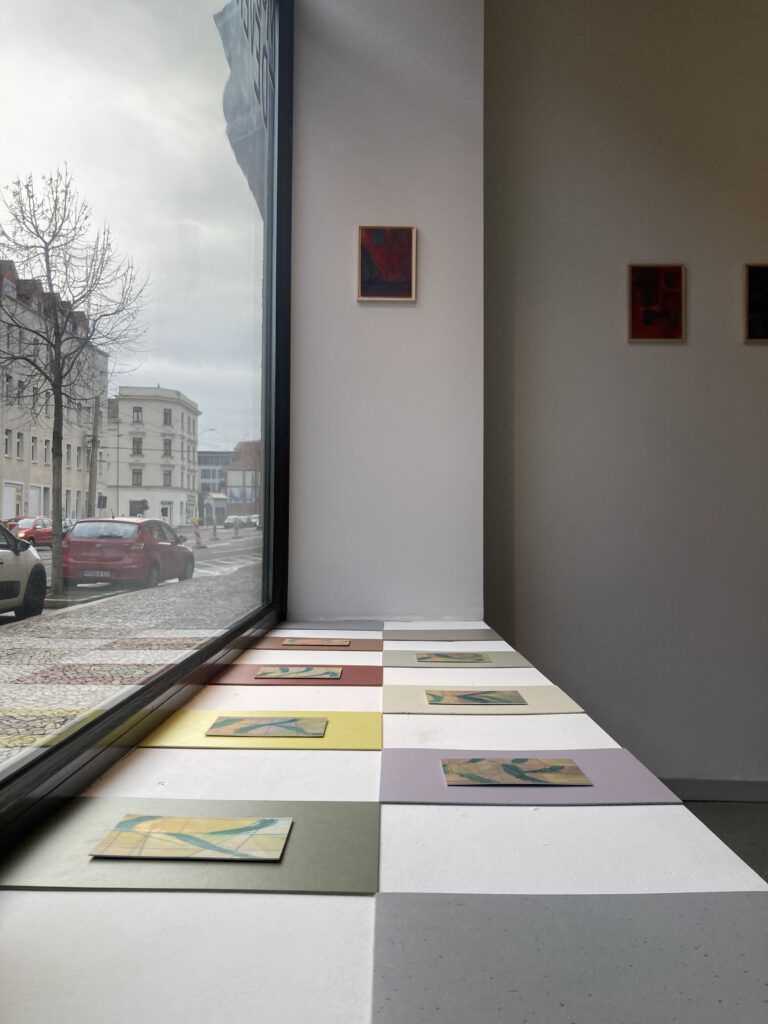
[
  {"x1": 485, "y1": 0, "x2": 768, "y2": 785},
  {"x1": 289, "y1": 0, "x2": 484, "y2": 620}
]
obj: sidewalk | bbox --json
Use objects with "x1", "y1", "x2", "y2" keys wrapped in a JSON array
[{"x1": 0, "y1": 559, "x2": 262, "y2": 766}]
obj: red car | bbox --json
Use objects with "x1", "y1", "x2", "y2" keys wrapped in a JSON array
[
  {"x1": 62, "y1": 517, "x2": 195, "y2": 588},
  {"x1": 14, "y1": 516, "x2": 53, "y2": 547}
]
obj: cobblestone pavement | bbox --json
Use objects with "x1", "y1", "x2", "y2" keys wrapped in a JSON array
[{"x1": 0, "y1": 550, "x2": 263, "y2": 767}]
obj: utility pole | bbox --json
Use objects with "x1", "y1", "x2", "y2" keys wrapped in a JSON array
[{"x1": 86, "y1": 394, "x2": 100, "y2": 517}]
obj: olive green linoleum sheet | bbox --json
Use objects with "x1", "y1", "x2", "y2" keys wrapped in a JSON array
[
  {"x1": 382, "y1": 651, "x2": 532, "y2": 669},
  {"x1": 0, "y1": 797, "x2": 380, "y2": 895},
  {"x1": 382, "y1": 685, "x2": 583, "y2": 715},
  {"x1": 139, "y1": 709, "x2": 382, "y2": 750}
]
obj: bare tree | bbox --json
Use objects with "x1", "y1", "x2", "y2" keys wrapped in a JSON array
[{"x1": 0, "y1": 168, "x2": 147, "y2": 594}]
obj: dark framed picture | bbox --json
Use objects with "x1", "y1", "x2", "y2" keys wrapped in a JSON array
[
  {"x1": 745, "y1": 265, "x2": 768, "y2": 343},
  {"x1": 628, "y1": 264, "x2": 686, "y2": 342},
  {"x1": 357, "y1": 226, "x2": 416, "y2": 302}
]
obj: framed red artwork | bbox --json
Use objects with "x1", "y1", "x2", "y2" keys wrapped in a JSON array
[
  {"x1": 358, "y1": 226, "x2": 416, "y2": 302},
  {"x1": 628, "y1": 264, "x2": 685, "y2": 341}
]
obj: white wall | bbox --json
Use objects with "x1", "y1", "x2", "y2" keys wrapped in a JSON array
[
  {"x1": 485, "y1": 0, "x2": 768, "y2": 787},
  {"x1": 289, "y1": 0, "x2": 484, "y2": 620}
]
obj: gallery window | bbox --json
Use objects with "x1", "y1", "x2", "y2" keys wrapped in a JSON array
[{"x1": 0, "y1": 0, "x2": 293, "y2": 851}]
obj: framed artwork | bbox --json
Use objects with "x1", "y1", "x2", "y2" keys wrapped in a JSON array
[
  {"x1": 628, "y1": 264, "x2": 685, "y2": 341},
  {"x1": 357, "y1": 226, "x2": 416, "y2": 301},
  {"x1": 745, "y1": 265, "x2": 768, "y2": 343}
]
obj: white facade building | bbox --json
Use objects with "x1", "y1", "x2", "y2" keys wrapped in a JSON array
[{"x1": 104, "y1": 386, "x2": 200, "y2": 525}]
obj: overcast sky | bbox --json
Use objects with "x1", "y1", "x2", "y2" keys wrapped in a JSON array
[{"x1": 0, "y1": 0, "x2": 263, "y2": 450}]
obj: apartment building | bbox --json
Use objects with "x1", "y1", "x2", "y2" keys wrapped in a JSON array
[
  {"x1": 104, "y1": 386, "x2": 200, "y2": 525},
  {"x1": 0, "y1": 260, "x2": 108, "y2": 519}
]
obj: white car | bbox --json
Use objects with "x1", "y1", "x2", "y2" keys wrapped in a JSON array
[{"x1": 0, "y1": 522, "x2": 47, "y2": 619}]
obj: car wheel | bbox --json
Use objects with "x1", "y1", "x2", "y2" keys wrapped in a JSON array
[
  {"x1": 145, "y1": 562, "x2": 160, "y2": 588},
  {"x1": 178, "y1": 558, "x2": 194, "y2": 581},
  {"x1": 15, "y1": 568, "x2": 46, "y2": 619}
]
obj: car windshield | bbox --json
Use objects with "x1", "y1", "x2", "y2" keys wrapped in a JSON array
[
  {"x1": 17, "y1": 519, "x2": 35, "y2": 528},
  {"x1": 70, "y1": 522, "x2": 140, "y2": 540}
]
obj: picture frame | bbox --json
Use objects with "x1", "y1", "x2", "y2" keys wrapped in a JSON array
[
  {"x1": 357, "y1": 226, "x2": 416, "y2": 302},
  {"x1": 744, "y1": 264, "x2": 768, "y2": 343},
  {"x1": 628, "y1": 264, "x2": 686, "y2": 342}
]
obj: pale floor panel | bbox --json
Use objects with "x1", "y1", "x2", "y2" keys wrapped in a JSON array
[
  {"x1": 379, "y1": 804, "x2": 768, "y2": 895},
  {"x1": 383, "y1": 620, "x2": 489, "y2": 630},
  {"x1": 383, "y1": 712, "x2": 617, "y2": 749},
  {"x1": 383, "y1": 640, "x2": 514, "y2": 652},
  {"x1": 383, "y1": 666, "x2": 554, "y2": 686},
  {"x1": 0, "y1": 891, "x2": 376, "y2": 1024},
  {"x1": 85, "y1": 748, "x2": 381, "y2": 801},
  {"x1": 269, "y1": 628, "x2": 383, "y2": 639},
  {"x1": 184, "y1": 685, "x2": 382, "y2": 712},
  {"x1": 235, "y1": 650, "x2": 381, "y2": 666}
]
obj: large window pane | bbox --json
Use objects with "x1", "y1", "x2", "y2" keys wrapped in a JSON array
[{"x1": 0, "y1": 1, "x2": 280, "y2": 772}]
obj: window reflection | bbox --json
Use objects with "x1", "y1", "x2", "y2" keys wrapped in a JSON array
[{"x1": 0, "y1": 0, "x2": 272, "y2": 770}]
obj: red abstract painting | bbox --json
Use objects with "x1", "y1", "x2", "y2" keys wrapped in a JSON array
[
  {"x1": 629, "y1": 265, "x2": 685, "y2": 341},
  {"x1": 358, "y1": 226, "x2": 416, "y2": 301}
]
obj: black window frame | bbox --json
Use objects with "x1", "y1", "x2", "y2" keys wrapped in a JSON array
[{"x1": 0, "y1": 0, "x2": 293, "y2": 855}]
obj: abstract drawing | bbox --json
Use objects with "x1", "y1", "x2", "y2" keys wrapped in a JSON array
[
  {"x1": 205, "y1": 716, "x2": 328, "y2": 738},
  {"x1": 629, "y1": 264, "x2": 685, "y2": 340},
  {"x1": 426, "y1": 690, "x2": 527, "y2": 705},
  {"x1": 358, "y1": 226, "x2": 416, "y2": 301},
  {"x1": 745, "y1": 265, "x2": 768, "y2": 342},
  {"x1": 281, "y1": 638, "x2": 351, "y2": 647},
  {"x1": 90, "y1": 814, "x2": 293, "y2": 860},
  {"x1": 441, "y1": 757, "x2": 592, "y2": 787},
  {"x1": 415, "y1": 652, "x2": 492, "y2": 665},
  {"x1": 254, "y1": 666, "x2": 343, "y2": 680}
]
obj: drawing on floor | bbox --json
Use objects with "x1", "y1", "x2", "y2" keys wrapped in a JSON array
[
  {"x1": 206, "y1": 716, "x2": 329, "y2": 738},
  {"x1": 415, "y1": 652, "x2": 492, "y2": 665},
  {"x1": 254, "y1": 666, "x2": 343, "y2": 679},
  {"x1": 426, "y1": 690, "x2": 527, "y2": 705},
  {"x1": 90, "y1": 814, "x2": 293, "y2": 861},
  {"x1": 280, "y1": 638, "x2": 351, "y2": 647},
  {"x1": 441, "y1": 757, "x2": 592, "y2": 787}
]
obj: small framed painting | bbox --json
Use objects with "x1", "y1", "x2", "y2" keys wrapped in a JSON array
[
  {"x1": 358, "y1": 226, "x2": 416, "y2": 302},
  {"x1": 745, "y1": 265, "x2": 768, "y2": 343},
  {"x1": 628, "y1": 264, "x2": 686, "y2": 341}
]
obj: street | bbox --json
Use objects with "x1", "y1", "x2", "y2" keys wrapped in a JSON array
[{"x1": 0, "y1": 528, "x2": 264, "y2": 764}]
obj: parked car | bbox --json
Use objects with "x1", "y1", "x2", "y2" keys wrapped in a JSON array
[
  {"x1": 223, "y1": 516, "x2": 242, "y2": 529},
  {"x1": 62, "y1": 517, "x2": 78, "y2": 534},
  {"x1": 1, "y1": 517, "x2": 22, "y2": 534},
  {"x1": 248, "y1": 514, "x2": 261, "y2": 528},
  {"x1": 14, "y1": 517, "x2": 53, "y2": 547},
  {"x1": 0, "y1": 522, "x2": 47, "y2": 619},
  {"x1": 62, "y1": 517, "x2": 195, "y2": 588}
]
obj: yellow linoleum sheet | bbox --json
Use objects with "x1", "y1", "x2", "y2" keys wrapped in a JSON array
[{"x1": 139, "y1": 709, "x2": 382, "y2": 750}]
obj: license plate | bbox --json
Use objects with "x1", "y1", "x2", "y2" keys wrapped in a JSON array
[{"x1": 81, "y1": 569, "x2": 112, "y2": 578}]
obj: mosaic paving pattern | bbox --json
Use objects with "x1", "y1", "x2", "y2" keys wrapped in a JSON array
[
  {"x1": 0, "y1": 707, "x2": 87, "y2": 763},
  {"x1": 100, "y1": 637, "x2": 205, "y2": 651},
  {"x1": 11, "y1": 665, "x2": 165, "y2": 687}
]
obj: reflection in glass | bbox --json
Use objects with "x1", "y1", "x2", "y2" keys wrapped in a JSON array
[{"x1": 0, "y1": 1, "x2": 272, "y2": 770}]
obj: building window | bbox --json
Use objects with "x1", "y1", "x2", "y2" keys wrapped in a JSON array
[
  {"x1": 16, "y1": 432, "x2": 24, "y2": 459},
  {"x1": 16, "y1": 380, "x2": 24, "y2": 403},
  {"x1": 163, "y1": 438, "x2": 172, "y2": 457},
  {"x1": 163, "y1": 469, "x2": 172, "y2": 487},
  {"x1": 4, "y1": 429, "x2": 11, "y2": 457},
  {"x1": 132, "y1": 468, "x2": 142, "y2": 487},
  {"x1": 5, "y1": 375, "x2": 12, "y2": 402},
  {"x1": 44, "y1": 439, "x2": 50, "y2": 464},
  {"x1": 31, "y1": 436, "x2": 38, "y2": 463},
  {"x1": 76, "y1": 446, "x2": 82, "y2": 470},
  {"x1": 132, "y1": 406, "x2": 143, "y2": 423},
  {"x1": 132, "y1": 437, "x2": 143, "y2": 455},
  {"x1": 163, "y1": 408, "x2": 172, "y2": 425},
  {"x1": 66, "y1": 444, "x2": 72, "y2": 467},
  {"x1": 181, "y1": 412, "x2": 185, "y2": 430}
]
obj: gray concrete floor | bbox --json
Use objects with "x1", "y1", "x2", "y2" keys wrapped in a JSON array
[{"x1": 686, "y1": 802, "x2": 768, "y2": 883}]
